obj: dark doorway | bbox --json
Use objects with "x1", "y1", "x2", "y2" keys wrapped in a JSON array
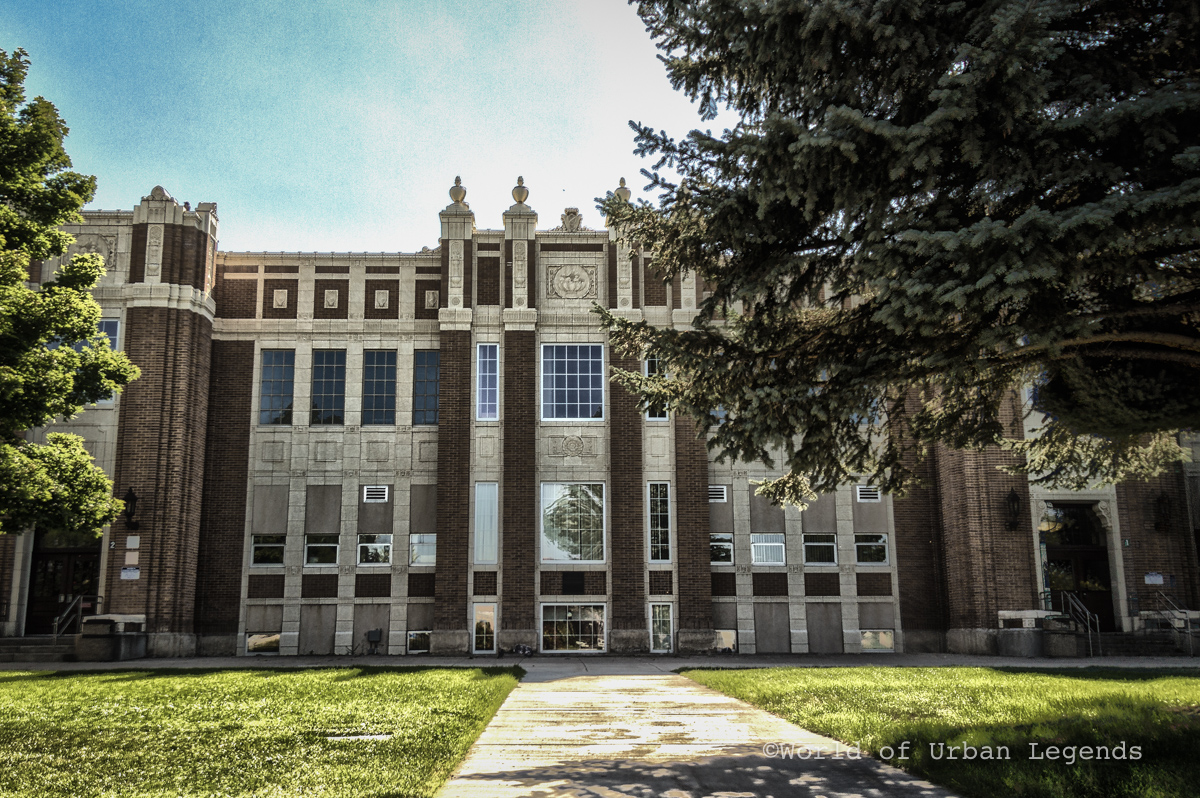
[
  {"x1": 1041, "y1": 504, "x2": 1115, "y2": 632},
  {"x1": 24, "y1": 528, "x2": 101, "y2": 635}
]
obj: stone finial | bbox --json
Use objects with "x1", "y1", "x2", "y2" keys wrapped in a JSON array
[
  {"x1": 614, "y1": 177, "x2": 631, "y2": 203},
  {"x1": 449, "y1": 176, "x2": 467, "y2": 204},
  {"x1": 512, "y1": 176, "x2": 529, "y2": 204},
  {"x1": 143, "y1": 185, "x2": 176, "y2": 203}
]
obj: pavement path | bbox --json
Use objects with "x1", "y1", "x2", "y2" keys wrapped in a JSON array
[{"x1": 437, "y1": 663, "x2": 957, "y2": 798}]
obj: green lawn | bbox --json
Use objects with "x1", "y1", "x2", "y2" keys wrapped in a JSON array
[
  {"x1": 0, "y1": 666, "x2": 521, "y2": 798},
  {"x1": 684, "y1": 666, "x2": 1200, "y2": 798}
]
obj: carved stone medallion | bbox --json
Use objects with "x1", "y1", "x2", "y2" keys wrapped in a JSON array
[{"x1": 548, "y1": 265, "x2": 596, "y2": 299}]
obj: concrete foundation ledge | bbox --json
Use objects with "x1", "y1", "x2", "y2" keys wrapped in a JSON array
[
  {"x1": 946, "y1": 628, "x2": 999, "y2": 655},
  {"x1": 997, "y1": 628, "x2": 1044, "y2": 658},
  {"x1": 1045, "y1": 630, "x2": 1085, "y2": 658},
  {"x1": 430, "y1": 630, "x2": 470, "y2": 655},
  {"x1": 901, "y1": 630, "x2": 946, "y2": 653},
  {"x1": 676, "y1": 629, "x2": 718, "y2": 655},
  {"x1": 197, "y1": 634, "x2": 238, "y2": 657},
  {"x1": 147, "y1": 633, "x2": 197, "y2": 658},
  {"x1": 75, "y1": 632, "x2": 147, "y2": 662},
  {"x1": 609, "y1": 629, "x2": 649, "y2": 654},
  {"x1": 497, "y1": 629, "x2": 537, "y2": 652}
]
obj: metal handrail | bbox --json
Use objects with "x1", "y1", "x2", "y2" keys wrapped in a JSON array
[
  {"x1": 52, "y1": 594, "x2": 101, "y2": 642},
  {"x1": 1062, "y1": 592, "x2": 1102, "y2": 657},
  {"x1": 1154, "y1": 591, "x2": 1196, "y2": 657}
]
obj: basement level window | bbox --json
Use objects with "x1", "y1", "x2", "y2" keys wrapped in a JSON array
[
  {"x1": 363, "y1": 485, "x2": 389, "y2": 503},
  {"x1": 855, "y1": 485, "x2": 882, "y2": 503}
]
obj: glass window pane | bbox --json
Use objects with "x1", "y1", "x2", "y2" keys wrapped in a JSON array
[
  {"x1": 259, "y1": 350, "x2": 295, "y2": 425},
  {"x1": 541, "y1": 483, "x2": 605, "y2": 562},
  {"x1": 541, "y1": 345, "x2": 604, "y2": 420},
  {"x1": 310, "y1": 349, "x2": 346, "y2": 425},
  {"x1": 475, "y1": 483, "x2": 499, "y2": 564},
  {"x1": 413, "y1": 350, "x2": 440, "y2": 425},
  {"x1": 477, "y1": 344, "x2": 499, "y2": 420},
  {"x1": 362, "y1": 350, "x2": 397, "y2": 425}
]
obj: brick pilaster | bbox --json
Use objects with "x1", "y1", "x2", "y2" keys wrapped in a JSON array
[
  {"x1": 501, "y1": 330, "x2": 536, "y2": 635},
  {"x1": 434, "y1": 330, "x2": 471, "y2": 632},
  {"x1": 674, "y1": 414, "x2": 714, "y2": 648},
  {"x1": 609, "y1": 354, "x2": 646, "y2": 643}
]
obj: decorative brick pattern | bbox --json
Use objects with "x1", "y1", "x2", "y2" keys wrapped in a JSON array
[
  {"x1": 711, "y1": 572, "x2": 737, "y2": 596},
  {"x1": 313, "y1": 279, "x2": 349, "y2": 320},
  {"x1": 301, "y1": 574, "x2": 338, "y2": 598},
  {"x1": 408, "y1": 573, "x2": 436, "y2": 597},
  {"x1": 247, "y1": 574, "x2": 285, "y2": 599},
  {"x1": 195, "y1": 340, "x2": 253, "y2": 635},
  {"x1": 502, "y1": 330, "x2": 536, "y2": 630},
  {"x1": 674, "y1": 415, "x2": 713, "y2": 630},
  {"x1": 610, "y1": 353, "x2": 646, "y2": 631},
  {"x1": 856, "y1": 572, "x2": 893, "y2": 596},
  {"x1": 364, "y1": 279, "x2": 399, "y2": 320},
  {"x1": 473, "y1": 571, "x2": 497, "y2": 595},
  {"x1": 541, "y1": 571, "x2": 607, "y2": 595},
  {"x1": 355, "y1": 573, "x2": 391, "y2": 598},
  {"x1": 648, "y1": 570, "x2": 673, "y2": 596},
  {"x1": 110, "y1": 305, "x2": 212, "y2": 639},
  {"x1": 434, "y1": 330, "x2": 471, "y2": 631},
  {"x1": 262, "y1": 279, "x2": 298, "y2": 319},
  {"x1": 753, "y1": 572, "x2": 789, "y2": 596},
  {"x1": 805, "y1": 573, "x2": 841, "y2": 596}
]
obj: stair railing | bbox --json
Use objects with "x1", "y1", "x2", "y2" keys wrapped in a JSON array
[
  {"x1": 1155, "y1": 591, "x2": 1195, "y2": 657},
  {"x1": 1062, "y1": 592, "x2": 1102, "y2": 657},
  {"x1": 52, "y1": 594, "x2": 101, "y2": 642}
]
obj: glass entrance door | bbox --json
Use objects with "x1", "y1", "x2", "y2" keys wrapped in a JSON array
[
  {"x1": 25, "y1": 550, "x2": 100, "y2": 635},
  {"x1": 1042, "y1": 504, "x2": 1115, "y2": 632}
]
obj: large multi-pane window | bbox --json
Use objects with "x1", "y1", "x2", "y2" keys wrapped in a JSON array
[
  {"x1": 474, "y1": 482, "x2": 499, "y2": 564},
  {"x1": 648, "y1": 482, "x2": 671, "y2": 562},
  {"x1": 310, "y1": 349, "x2": 346, "y2": 425},
  {"x1": 541, "y1": 604, "x2": 605, "y2": 651},
  {"x1": 413, "y1": 350, "x2": 440, "y2": 425},
  {"x1": 477, "y1": 343, "x2": 498, "y2": 420},
  {"x1": 474, "y1": 604, "x2": 496, "y2": 653},
  {"x1": 541, "y1": 344, "x2": 604, "y2": 420},
  {"x1": 259, "y1": 350, "x2": 295, "y2": 425},
  {"x1": 362, "y1": 350, "x2": 397, "y2": 425},
  {"x1": 540, "y1": 483, "x2": 605, "y2": 562},
  {"x1": 644, "y1": 355, "x2": 668, "y2": 420},
  {"x1": 650, "y1": 603, "x2": 672, "y2": 652}
]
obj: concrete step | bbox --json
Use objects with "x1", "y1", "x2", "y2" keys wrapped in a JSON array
[{"x1": 0, "y1": 652, "x2": 72, "y2": 663}]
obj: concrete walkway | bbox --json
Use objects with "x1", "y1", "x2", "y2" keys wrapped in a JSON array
[{"x1": 438, "y1": 662, "x2": 957, "y2": 798}]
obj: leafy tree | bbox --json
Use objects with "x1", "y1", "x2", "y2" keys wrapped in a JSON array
[
  {"x1": 599, "y1": 0, "x2": 1200, "y2": 504},
  {"x1": 0, "y1": 48, "x2": 139, "y2": 535}
]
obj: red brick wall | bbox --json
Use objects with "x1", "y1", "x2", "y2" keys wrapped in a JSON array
[
  {"x1": 212, "y1": 277, "x2": 257, "y2": 319},
  {"x1": 674, "y1": 415, "x2": 713, "y2": 630},
  {"x1": 501, "y1": 330, "x2": 536, "y2": 630},
  {"x1": 892, "y1": 418, "x2": 949, "y2": 631},
  {"x1": 607, "y1": 244, "x2": 618, "y2": 309},
  {"x1": 434, "y1": 330, "x2": 470, "y2": 630},
  {"x1": 644, "y1": 262, "x2": 666, "y2": 307},
  {"x1": 129, "y1": 225, "x2": 147, "y2": 283},
  {"x1": 609, "y1": 353, "x2": 646, "y2": 631},
  {"x1": 364, "y1": 280, "x2": 399, "y2": 320},
  {"x1": 1116, "y1": 469, "x2": 1200, "y2": 610},
  {"x1": 160, "y1": 225, "x2": 209, "y2": 289},
  {"x1": 110, "y1": 306, "x2": 212, "y2": 636},
  {"x1": 312, "y1": 280, "x2": 349, "y2": 320},
  {"x1": 477, "y1": 258, "x2": 500, "y2": 305},
  {"x1": 262, "y1": 279, "x2": 298, "y2": 319},
  {"x1": 415, "y1": 280, "x2": 440, "y2": 320},
  {"x1": 195, "y1": 340, "x2": 253, "y2": 635}
]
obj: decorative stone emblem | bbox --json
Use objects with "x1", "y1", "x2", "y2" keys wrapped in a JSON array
[
  {"x1": 425, "y1": 290, "x2": 440, "y2": 310},
  {"x1": 562, "y1": 435, "x2": 585, "y2": 456},
  {"x1": 323, "y1": 289, "x2": 339, "y2": 309},
  {"x1": 273, "y1": 289, "x2": 289, "y2": 309},
  {"x1": 560, "y1": 208, "x2": 583, "y2": 232},
  {"x1": 71, "y1": 234, "x2": 117, "y2": 263},
  {"x1": 548, "y1": 265, "x2": 596, "y2": 299},
  {"x1": 374, "y1": 289, "x2": 390, "y2": 309},
  {"x1": 550, "y1": 436, "x2": 599, "y2": 457}
]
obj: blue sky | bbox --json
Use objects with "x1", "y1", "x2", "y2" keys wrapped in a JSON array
[{"x1": 2, "y1": 1, "x2": 732, "y2": 252}]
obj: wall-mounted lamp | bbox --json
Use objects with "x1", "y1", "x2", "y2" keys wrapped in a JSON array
[
  {"x1": 1154, "y1": 492, "x2": 1173, "y2": 532},
  {"x1": 122, "y1": 487, "x2": 140, "y2": 530},
  {"x1": 1004, "y1": 488, "x2": 1022, "y2": 531}
]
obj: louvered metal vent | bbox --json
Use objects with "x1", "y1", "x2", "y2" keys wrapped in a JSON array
[{"x1": 363, "y1": 485, "x2": 389, "y2": 503}]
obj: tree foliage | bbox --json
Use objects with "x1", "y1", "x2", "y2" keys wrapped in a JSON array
[
  {"x1": 600, "y1": 0, "x2": 1200, "y2": 504},
  {"x1": 0, "y1": 49, "x2": 139, "y2": 535}
]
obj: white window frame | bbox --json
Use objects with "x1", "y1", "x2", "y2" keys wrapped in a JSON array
[
  {"x1": 357, "y1": 533, "x2": 392, "y2": 565},
  {"x1": 648, "y1": 482, "x2": 671, "y2": 563},
  {"x1": 643, "y1": 355, "x2": 668, "y2": 420},
  {"x1": 476, "y1": 343, "x2": 499, "y2": 420},
  {"x1": 854, "y1": 533, "x2": 889, "y2": 565},
  {"x1": 540, "y1": 482, "x2": 606, "y2": 564},
  {"x1": 473, "y1": 603, "x2": 496, "y2": 653},
  {"x1": 803, "y1": 533, "x2": 838, "y2": 565},
  {"x1": 539, "y1": 603, "x2": 607, "y2": 653},
  {"x1": 750, "y1": 533, "x2": 786, "y2": 565},
  {"x1": 540, "y1": 343, "x2": 606, "y2": 421},
  {"x1": 409, "y1": 534, "x2": 437, "y2": 565},
  {"x1": 474, "y1": 482, "x2": 499, "y2": 565},
  {"x1": 650, "y1": 603, "x2": 673, "y2": 653},
  {"x1": 710, "y1": 532, "x2": 734, "y2": 564},
  {"x1": 304, "y1": 533, "x2": 339, "y2": 566}
]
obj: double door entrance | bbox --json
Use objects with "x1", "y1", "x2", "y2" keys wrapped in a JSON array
[
  {"x1": 24, "y1": 548, "x2": 101, "y2": 635},
  {"x1": 1042, "y1": 504, "x2": 1116, "y2": 632}
]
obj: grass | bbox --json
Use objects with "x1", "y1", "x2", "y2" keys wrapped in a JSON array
[
  {"x1": 0, "y1": 666, "x2": 521, "y2": 798},
  {"x1": 683, "y1": 666, "x2": 1200, "y2": 798}
]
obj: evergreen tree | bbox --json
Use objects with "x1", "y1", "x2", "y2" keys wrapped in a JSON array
[
  {"x1": 0, "y1": 49, "x2": 139, "y2": 534},
  {"x1": 600, "y1": 0, "x2": 1200, "y2": 503}
]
